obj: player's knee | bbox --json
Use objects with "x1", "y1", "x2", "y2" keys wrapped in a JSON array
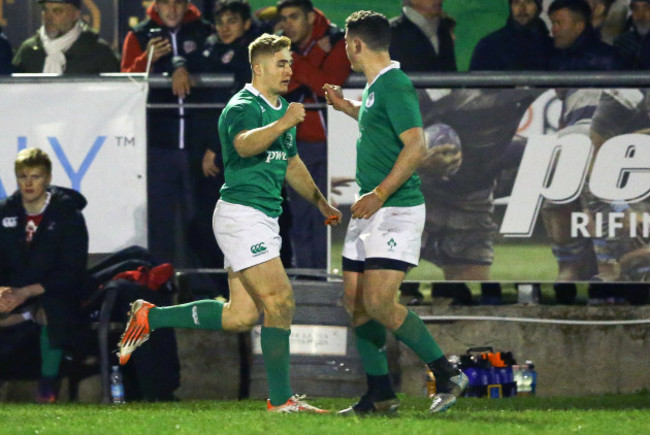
[
  {"x1": 237, "y1": 310, "x2": 261, "y2": 332},
  {"x1": 363, "y1": 293, "x2": 391, "y2": 321},
  {"x1": 264, "y1": 292, "x2": 295, "y2": 321}
]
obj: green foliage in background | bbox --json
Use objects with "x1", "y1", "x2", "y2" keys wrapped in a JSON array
[{"x1": 247, "y1": 0, "x2": 510, "y2": 70}]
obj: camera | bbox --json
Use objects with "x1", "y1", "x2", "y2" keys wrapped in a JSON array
[{"x1": 149, "y1": 28, "x2": 164, "y2": 39}]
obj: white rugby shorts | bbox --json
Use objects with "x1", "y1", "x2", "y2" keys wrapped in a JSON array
[
  {"x1": 212, "y1": 200, "x2": 281, "y2": 272},
  {"x1": 342, "y1": 204, "x2": 425, "y2": 266}
]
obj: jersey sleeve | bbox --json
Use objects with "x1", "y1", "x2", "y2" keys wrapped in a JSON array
[
  {"x1": 385, "y1": 76, "x2": 423, "y2": 137},
  {"x1": 287, "y1": 126, "x2": 298, "y2": 158},
  {"x1": 225, "y1": 100, "x2": 261, "y2": 140}
]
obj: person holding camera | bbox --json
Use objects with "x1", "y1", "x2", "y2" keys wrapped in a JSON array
[{"x1": 121, "y1": 0, "x2": 213, "y2": 267}]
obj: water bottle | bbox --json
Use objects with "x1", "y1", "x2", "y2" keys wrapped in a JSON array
[
  {"x1": 110, "y1": 365, "x2": 126, "y2": 404},
  {"x1": 527, "y1": 360, "x2": 537, "y2": 395},
  {"x1": 513, "y1": 361, "x2": 536, "y2": 396},
  {"x1": 424, "y1": 367, "x2": 436, "y2": 397}
]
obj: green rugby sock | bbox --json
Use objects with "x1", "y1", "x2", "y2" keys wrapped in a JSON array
[
  {"x1": 261, "y1": 326, "x2": 293, "y2": 406},
  {"x1": 148, "y1": 299, "x2": 223, "y2": 331},
  {"x1": 392, "y1": 310, "x2": 444, "y2": 363},
  {"x1": 355, "y1": 320, "x2": 389, "y2": 376},
  {"x1": 40, "y1": 326, "x2": 63, "y2": 378}
]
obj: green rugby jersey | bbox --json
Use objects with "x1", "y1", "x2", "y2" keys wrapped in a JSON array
[
  {"x1": 218, "y1": 84, "x2": 297, "y2": 217},
  {"x1": 356, "y1": 62, "x2": 425, "y2": 207}
]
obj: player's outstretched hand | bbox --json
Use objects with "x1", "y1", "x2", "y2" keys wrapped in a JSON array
[
  {"x1": 350, "y1": 191, "x2": 384, "y2": 219},
  {"x1": 282, "y1": 103, "x2": 306, "y2": 129},
  {"x1": 318, "y1": 201, "x2": 342, "y2": 226},
  {"x1": 323, "y1": 84, "x2": 345, "y2": 110}
]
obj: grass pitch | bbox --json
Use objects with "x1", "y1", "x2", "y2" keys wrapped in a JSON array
[{"x1": 1, "y1": 394, "x2": 648, "y2": 435}]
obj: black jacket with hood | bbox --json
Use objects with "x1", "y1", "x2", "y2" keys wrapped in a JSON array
[{"x1": 0, "y1": 186, "x2": 88, "y2": 347}]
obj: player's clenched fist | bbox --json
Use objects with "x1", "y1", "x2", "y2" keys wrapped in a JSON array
[{"x1": 281, "y1": 103, "x2": 306, "y2": 129}]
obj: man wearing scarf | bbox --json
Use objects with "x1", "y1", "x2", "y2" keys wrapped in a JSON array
[
  {"x1": 12, "y1": 0, "x2": 119, "y2": 74},
  {"x1": 470, "y1": 0, "x2": 552, "y2": 71}
]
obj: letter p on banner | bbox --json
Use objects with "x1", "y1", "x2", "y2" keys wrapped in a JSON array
[{"x1": 500, "y1": 134, "x2": 593, "y2": 237}]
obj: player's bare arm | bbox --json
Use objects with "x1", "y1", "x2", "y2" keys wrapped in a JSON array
[
  {"x1": 323, "y1": 84, "x2": 361, "y2": 120},
  {"x1": 234, "y1": 102, "x2": 306, "y2": 158},
  {"x1": 285, "y1": 155, "x2": 342, "y2": 225},
  {"x1": 351, "y1": 127, "x2": 426, "y2": 219}
]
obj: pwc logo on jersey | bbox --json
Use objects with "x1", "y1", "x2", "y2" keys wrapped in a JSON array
[
  {"x1": 265, "y1": 150, "x2": 288, "y2": 163},
  {"x1": 365, "y1": 92, "x2": 375, "y2": 108},
  {"x1": 250, "y1": 242, "x2": 267, "y2": 256},
  {"x1": 500, "y1": 133, "x2": 650, "y2": 238}
]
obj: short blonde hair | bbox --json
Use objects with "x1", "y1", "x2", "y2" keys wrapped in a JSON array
[
  {"x1": 248, "y1": 33, "x2": 291, "y2": 65},
  {"x1": 15, "y1": 148, "x2": 52, "y2": 176}
]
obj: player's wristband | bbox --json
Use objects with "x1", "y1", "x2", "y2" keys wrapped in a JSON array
[{"x1": 373, "y1": 187, "x2": 389, "y2": 202}]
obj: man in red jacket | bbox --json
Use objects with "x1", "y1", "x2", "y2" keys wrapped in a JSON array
[
  {"x1": 277, "y1": 0, "x2": 351, "y2": 270},
  {"x1": 120, "y1": 0, "x2": 213, "y2": 267}
]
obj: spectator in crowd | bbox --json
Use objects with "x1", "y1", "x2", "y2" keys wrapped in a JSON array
[
  {"x1": 121, "y1": 0, "x2": 213, "y2": 267},
  {"x1": 0, "y1": 27, "x2": 12, "y2": 75},
  {"x1": 12, "y1": 0, "x2": 119, "y2": 74},
  {"x1": 470, "y1": 0, "x2": 552, "y2": 71},
  {"x1": 177, "y1": 0, "x2": 257, "y2": 297},
  {"x1": 549, "y1": 0, "x2": 625, "y2": 70},
  {"x1": 388, "y1": 0, "x2": 457, "y2": 303},
  {"x1": 0, "y1": 148, "x2": 89, "y2": 403},
  {"x1": 389, "y1": 0, "x2": 457, "y2": 72},
  {"x1": 545, "y1": 0, "x2": 624, "y2": 303},
  {"x1": 587, "y1": 0, "x2": 616, "y2": 40},
  {"x1": 614, "y1": 0, "x2": 650, "y2": 69},
  {"x1": 277, "y1": 0, "x2": 351, "y2": 270}
]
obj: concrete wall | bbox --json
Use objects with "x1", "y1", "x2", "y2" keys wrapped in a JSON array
[
  {"x1": 400, "y1": 305, "x2": 650, "y2": 397},
  {"x1": 2, "y1": 305, "x2": 649, "y2": 402}
]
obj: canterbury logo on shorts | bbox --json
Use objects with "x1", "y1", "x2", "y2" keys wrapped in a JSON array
[{"x1": 250, "y1": 242, "x2": 267, "y2": 256}]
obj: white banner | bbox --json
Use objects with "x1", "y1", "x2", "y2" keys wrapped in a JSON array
[{"x1": 0, "y1": 80, "x2": 148, "y2": 253}]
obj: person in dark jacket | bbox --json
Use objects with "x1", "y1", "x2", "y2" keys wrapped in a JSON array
[
  {"x1": 0, "y1": 27, "x2": 12, "y2": 75},
  {"x1": 470, "y1": 0, "x2": 552, "y2": 71},
  {"x1": 277, "y1": 0, "x2": 351, "y2": 269},
  {"x1": 176, "y1": 0, "x2": 256, "y2": 297},
  {"x1": 614, "y1": 0, "x2": 650, "y2": 69},
  {"x1": 0, "y1": 148, "x2": 89, "y2": 403},
  {"x1": 121, "y1": 0, "x2": 213, "y2": 267},
  {"x1": 11, "y1": 0, "x2": 119, "y2": 74},
  {"x1": 549, "y1": 0, "x2": 625, "y2": 71},
  {"x1": 389, "y1": 0, "x2": 456, "y2": 72}
]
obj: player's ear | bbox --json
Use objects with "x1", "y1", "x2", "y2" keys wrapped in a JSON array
[
  {"x1": 353, "y1": 38, "x2": 362, "y2": 55},
  {"x1": 252, "y1": 61, "x2": 262, "y2": 76}
]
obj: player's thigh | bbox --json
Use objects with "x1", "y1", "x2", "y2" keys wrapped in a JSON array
[
  {"x1": 238, "y1": 257, "x2": 293, "y2": 304},
  {"x1": 213, "y1": 200, "x2": 282, "y2": 272},
  {"x1": 222, "y1": 270, "x2": 260, "y2": 330},
  {"x1": 362, "y1": 268, "x2": 405, "y2": 309},
  {"x1": 342, "y1": 270, "x2": 365, "y2": 316}
]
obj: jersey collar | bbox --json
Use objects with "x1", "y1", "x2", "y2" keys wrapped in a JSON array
[
  {"x1": 244, "y1": 83, "x2": 283, "y2": 111},
  {"x1": 368, "y1": 61, "x2": 401, "y2": 88}
]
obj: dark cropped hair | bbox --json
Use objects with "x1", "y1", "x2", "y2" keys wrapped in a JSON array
[
  {"x1": 276, "y1": 0, "x2": 313, "y2": 14},
  {"x1": 214, "y1": 0, "x2": 252, "y2": 21},
  {"x1": 548, "y1": 0, "x2": 592, "y2": 24},
  {"x1": 345, "y1": 10, "x2": 391, "y2": 51}
]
